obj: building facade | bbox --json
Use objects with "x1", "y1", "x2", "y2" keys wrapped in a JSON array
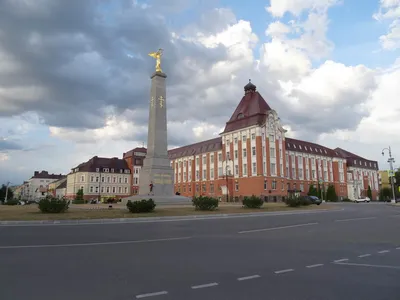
[
  {"x1": 166, "y1": 81, "x2": 379, "y2": 201},
  {"x1": 123, "y1": 147, "x2": 147, "y2": 195},
  {"x1": 19, "y1": 171, "x2": 65, "y2": 201},
  {"x1": 47, "y1": 177, "x2": 67, "y2": 198},
  {"x1": 66, "y1": 156, "x2": 131, "y2": 201}
]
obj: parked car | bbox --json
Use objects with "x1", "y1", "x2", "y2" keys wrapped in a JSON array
[
  {"x1": 306, "y1": 195, "x2": 322, "y2": 205},
  {"x1": 354, "y1": 197, "x2": 370, "y2": 203}
]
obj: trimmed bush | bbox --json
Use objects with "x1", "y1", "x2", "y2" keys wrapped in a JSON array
[
  {"x1": 126, "y1": 199, "x2": 156, "y2": 213},
  {"x1": 38, "y1": 196, "x2": 69, "y2": 213},
  {"x1": 242, "y1": 195, "x2": 263, "y2": 208},
  {"x1": 192, "y1": 195, "x2": 218, "y2": 211},
  {"x1": 3, "y1": 199, "x2": 19, "y2": 205},
  {"x1": 285, "y1": 196, "x2": 311, "y2": 207}
]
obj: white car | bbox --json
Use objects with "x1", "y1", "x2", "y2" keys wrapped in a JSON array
[{"x1": 354, "y1": 197, "x2": 370, "y2": 203}]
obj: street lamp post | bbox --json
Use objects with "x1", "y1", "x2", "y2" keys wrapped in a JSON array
[
  {"x1": 98, "y1": 167, "x2": 102, "y2": 203},
  {"x1": 4, "y1": 181, "x2": 10, "y2": 203},
  {"x1": 382, "y1": 146, "x2": 396, "y2": 203}
]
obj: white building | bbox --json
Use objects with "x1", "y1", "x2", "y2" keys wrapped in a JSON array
[
  {"x1": 66, "y1": 156, "x2": 131, "y2": 201},
  {"x1": 20, "y1": 171, "x2": 65, "y2": 201}
]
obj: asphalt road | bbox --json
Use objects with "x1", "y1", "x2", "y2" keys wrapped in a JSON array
[{"x1": 1, "y1": 203, "x2": 399, "y2": 300}]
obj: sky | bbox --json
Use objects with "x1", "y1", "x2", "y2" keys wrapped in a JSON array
[{"x1": 0, "y1": 0, "x2": 400, "y2": 185}]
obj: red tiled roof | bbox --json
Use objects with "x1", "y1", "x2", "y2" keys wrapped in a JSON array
[
  {"x1": 222, "y1": 81, "x2": 272, "y2": 133},
  {"x1": 335, "y1": 148, "x2": 378, "y2": 170},
  {"x1": 168, "y1": 137, "x2": 222, "y2": 160},
  {"x1": 31, "y1": 171, "x2": 65, "y2": 180},
  {"x1": 123, "y1": 147, "x2": 147, "y2": 158},
  {"x1": 285, "y1": 138, "x2": 341, "y2": 158}
]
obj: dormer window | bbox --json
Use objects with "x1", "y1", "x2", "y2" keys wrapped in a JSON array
[{"x1": 237, "y1": 113, "x2": 244, "y2": 119}]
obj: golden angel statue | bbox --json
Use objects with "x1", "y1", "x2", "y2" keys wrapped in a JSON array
[{"x1": 148, "y1": 48, "x2": 163, "y2": 73}]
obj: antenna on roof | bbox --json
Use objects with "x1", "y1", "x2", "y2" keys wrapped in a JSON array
[
  {"x1": 249, "y1": 79, "x2": 251, "y2": 82},
  {"x1": 142, "y1": 142, "x2": 145, "y2": 147}
]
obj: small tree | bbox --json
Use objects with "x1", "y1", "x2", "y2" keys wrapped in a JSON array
[
  {"x1": 367, "y1": 185, "x2": 372, "y2": 199},
  {"x1": 74, "y1": 188, "x2": 85, "y2": 204},
  {"x1": 307, "y1": 185, "x2": 318, "y2": 196},
  {"x1": 326, "y1": 185, "x2": 338, "y2": 202},
  {"x1": 0, "y1": 184, "x2": 14, "y2": 202},
  {"x1": 379, "y1": 187, "x2": 391, "y2": 201}
]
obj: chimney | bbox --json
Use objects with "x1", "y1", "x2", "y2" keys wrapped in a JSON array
[{"x1": 34, "y1": 171, "x2": 39, "y2": 176}]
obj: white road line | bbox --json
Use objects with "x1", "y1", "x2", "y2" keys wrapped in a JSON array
[
  {"x1": 238, "y1": 222, "x2": 318, "y2": 234},
  {"x1": 378, "y1": 250, "x2": 390, "y2": 254},
  {"x1": 358, "y1": 254, "x2": 371, "y2": 258},
  {"x1": 274, "y1": 269, "x2": 294, "y2": 274},
  {"x1": 306, "y1": 264, "x2": 324, "y2": 269},
  {"x1": 237, "y1": 275, "x2": 260, "y2": 281},
  {"x1": 333, "y1": 258, "x2": 349, "y2": 263},
  {"x1": 334, "y1": 217, "x2": 376, "y2": 222},
  {"x1": 396, "y1": 247, "x2": 400, "y2": 250},
  {"x1": 136, "y1": 291, "x2": 168, "y2": 298},
  {"x1": 0, "y1": 236, "x2": 192, "y2": 249},
  {"x1": 191, "y1": 283, "x2": 219, "y2": 289},
  {"x1": 389, "y1": 214, "x2": 400, "y2": 218},
  {"x1": 334, "y1": 262, "x2": 400, "y2": 270}
]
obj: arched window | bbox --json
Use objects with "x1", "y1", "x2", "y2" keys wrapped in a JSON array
[{"x1": 237, "y1": 113, "x2": 244, "y2": 119}]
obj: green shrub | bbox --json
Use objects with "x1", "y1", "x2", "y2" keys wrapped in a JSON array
[
  {"x1": 285, "y1": 196, "x2": 311, "y2": 207},
  {"x1": 342, "y1": 198, "x2": 351, "y2": 202},
  {"x1": 38, "y1": 196, "x2": 69, "y2": 213},
  {"x1": 3, "y1": 199, "x2": 19, "y2": 205},
  {"x1": 242, "y1": 195, "x2": 263, "y2": 208},
  {"x1": 192, "y1": 195, "x2": 219, "y2": 211},
  {"x1": 126, "y1": 199, "x2": 156, "y2": 213}
]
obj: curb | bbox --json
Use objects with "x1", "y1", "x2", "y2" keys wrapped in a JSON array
[{"x1": 0, "y1": 208, "x2": 342, "y2": 226}]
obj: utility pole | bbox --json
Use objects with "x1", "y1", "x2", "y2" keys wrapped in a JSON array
[{"x1": 382, "y1": 146, "x2": 396, "y2": 203}]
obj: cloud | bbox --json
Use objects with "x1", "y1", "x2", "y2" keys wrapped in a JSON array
[{"x1": 374, "y1": 0, "x2": 400, "y2": 50}]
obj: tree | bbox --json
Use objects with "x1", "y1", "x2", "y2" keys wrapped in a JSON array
[
  {"x1": 74, "y1": 188, "x2": 84, "y2": 204},
  {"x1": 326, "y1": 185, "x2": 338, "y2": 202},
  {"x1": 307, "y1": 185, "x2": 318, "y2": 196},
  {"x1": 367, "y1": 185, "x2": 372, "y2": 199},
  {"x1": 379, "y1": 187, "x2": 391, "y2": 202},
  {"x1": 0, "y1": 184, "x2": 13, "y2": 202}
]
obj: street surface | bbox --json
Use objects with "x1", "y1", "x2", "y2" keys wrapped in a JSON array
[{"x1": 0, "y1": 203, "x2": 399, "y2": 300}]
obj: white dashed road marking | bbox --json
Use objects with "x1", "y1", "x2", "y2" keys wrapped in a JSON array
[
  {"x1": 237, "y1": 275, "x2": 260, "y2": 281},
  {"x1": 334, "y1": 262, "x2": 400, "y2": 270},
  {"x1": 378, "y1": 250, "x2": 390, "y2": 254},
  {"x1": 358, "y1": 254, "x2": 371, "y2": 258},
  {"x1": 334, "y1": 217, "x2": 376, "y2": 222},
  {"x1": 396, "y1": 247, "x2": 400, "y2": 250},
  {"x1": 238, "y1": 222, "x2": 318, "y2": 234},
  {"x1": 333, "y1": 258, "x2": 349, "y2": 263},
  {"x1": 136, "y1": 291, "x2": 168, "y2": 298},
  {"x1": 306, "y1": 264, "x2": 324, "y2": 269},
  {"x1": 191, "y1": 283, "x2": 219, "y2": 289},
  {"x1": 274, "y1": 269, "x2": 294, "y2": 274}
]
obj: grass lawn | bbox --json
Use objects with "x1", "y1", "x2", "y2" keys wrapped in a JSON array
[{"x1": 0, "y1": 203, "x2": 333, "y2": 221}]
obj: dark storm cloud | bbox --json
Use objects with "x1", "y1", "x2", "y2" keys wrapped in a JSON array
[{"x1": 0, "y1": 0, "x2": 229, "y2": 130}]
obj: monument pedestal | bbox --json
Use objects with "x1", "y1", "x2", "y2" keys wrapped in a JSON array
[{"x1": 123, "y1": 70, "x2": 190, "y2": 205}]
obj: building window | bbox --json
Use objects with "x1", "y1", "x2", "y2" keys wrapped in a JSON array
[
  {"x1": 243, "y1": 164, "x2": 247, "y2": 175},
  {"x1": 235, "y1": 182, "x2": 239, "y2": 191},
  {"x1": 299, "y1": 168, "x2": 303, "y2": 179},
  {"x1": 269, "y1": 134, "x2": 274, "y2": 141},
  {"x1": 234, "y1": 138, "x2": 238, "y2": 144},
  {"x1": 271, "y1": 163, "x2": 276, "y2": 175},
  {"x1": 95, "y1": 186, "x2": 99, "y2": 193},
  {"x1": 81, "y1": 175, "x2": 85, "y2": 182},
  {"x1": 107, "y1": 177, "x2": 110, "y2": 183},
  {"x1": 210, "y1": 184, "x2": 214, "y2": 193},
  {"x1": 202, "y1": 184, "x2": 206, "y2": 193},
  {"x1": 96, "y1": 168, "x2": 99, "y2": 172},
  {"x1": 134, "y1": 178, "x2": 138, "y2": 185},
  {"x1": 252, "y1": 163, "x2": 256, "y2": 174},
  {"x1": 112, "y1": 186, "x2": 116, "y2": 193},
  {"x1": 251, "y1": 133, "x2": 255, "y2": 140},
  {"x1": 196, "y1": 157, "x2": 199, "y2": 165},
  {"x1": 210, "y1": 155, "x2": 214, "y2": 163},
  {"x1": 312, "y1": 170, "x2": 316, "y2": 179},
  {"x1": 124, "y1": 187, "x2": 128, "y2": 193},
  {"x1": 270, "y1": 147, "x2": 275, "y2": 158},
  {"x1": 243, "y1": 149, "x2": 247, "y2": 158},
  {"x1": 218, "y1": 167, "x2": 223, "y2": 176},
  {"x1": 111, "y1": 168, "x2": 114, "y2": 173},
  {"x1": 183, "y1": 185, "x2": 186, "y2": 193},
  {"x1": 272, "y1": 181, "x2": 277, "y2": 190},
  {"x1": 252, "y1": 147, "x2": 256, "y2": 156},
  {"x1": 218, "y1": 153, "x2": 222, "y2": 161},
  {"x1": 124, "y1": 178, "x2": 128, "y2": 183},
  {"x1": 210, "y1": 169, "x2": 214, "y2": 179},
  {"x1": 203, "y1": 170, "x2": 207, "y2": 180},
  {"x1": 188, "y1": 184, "x2": 192, "y2": 192},
  {"x1": 90, "y1": 186, "x2": 93, "y2": 193},
  {"x1": 264, "y1": 179, "x2": 267, "y2": 190},
  {"x1": 90, "y1": 176, "x2": 94, "y2": 182},
  {"x1": 234, "y1": 150, "x2": 238, "y2": 159},
  {"x1": 226, "y1": 151, "x2": 230, "y2": 160},
  {"x1": 96, "y1": 176, "x2": 99, "y2": 182},
  {"x1": 196, "y1": 184, "x2": 199, "y2": 192},
  {"x1": 242, "y1": 135, "x2": 247, "y2": 141},
  {"x1": 118, "y1": 187, "x2": 122, "y2": 193},
  {"x1": 118, "y1": 177, "x2": 122, "y2": 183},
  {"x1": 101, "y1": 186, "x2": 104, "y2": 193},
  {"x1": 106, "y1": 187, "x2": 110, "y2": 193},
  {"x1": 300, "y1": 184, "x2": 304, "y2": 192},
  {"x1": 113, "y1": 177, "x2": 116, "y2": 183}
]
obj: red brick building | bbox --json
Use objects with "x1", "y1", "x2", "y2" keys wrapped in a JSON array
[
  {"x1": 123, "y1": 147, "x2": 147, "y2": 195},
  {"x1": 126, "y1": 81, "x2": 379, "y2": 201}
]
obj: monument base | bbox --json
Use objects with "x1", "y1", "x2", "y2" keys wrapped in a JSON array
[{"x1": 122, "y1": 194, "x2": 192, "y2": 206}]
